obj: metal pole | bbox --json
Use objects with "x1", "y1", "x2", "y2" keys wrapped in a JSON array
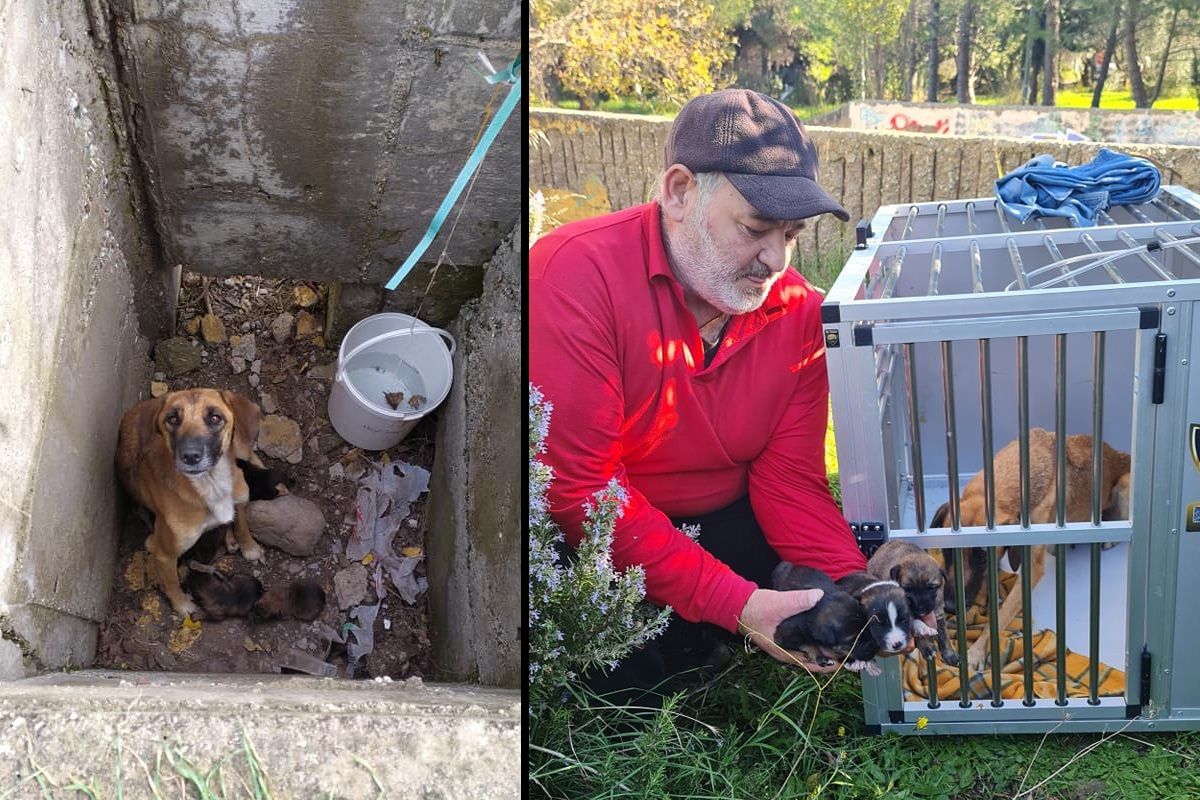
[
  {"x1": 970, "y1": 241, "x2": 985, "y2": 294},
  {"x1": 1008, "y1": 238, "x2": 1030, "y2": 290},
  {"x1": 1055, "y1": 332, "x2": 1068, "y2": 706},
  {"x1": 928, "y1": 243, "x2": 943, "y2": 296},
  {"x1": 1117, "y1": 230, "x2": 1175, "y2": 280},
  {"x1": 905, "y1": 343, "x2": 926, "y2": 532},
  {"x1": 1089, "y1": 331, "x2": 1106, "y2": 706},
  {"x1": 1018, "y1": 336, "x2": 1035, "y2": 704}
]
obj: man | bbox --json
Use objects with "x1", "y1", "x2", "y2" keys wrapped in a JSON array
[{"x1": 529, "y1": 88, "x2": 867, "y2": 685}]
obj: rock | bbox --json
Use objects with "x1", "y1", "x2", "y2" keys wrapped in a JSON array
[
  {"x1": 260, "y1": 392, "x2": 278, "y2": 415},
  {"x1": 231, "y1": 356, "x2": 247, "y2": 374},
  {"x1": 334, "y1": 563, "x2": 369, "y2": 609},
  {"x1": 343, "y1": 460, "x2": 367, "y2": 482},
  {"x1": 307, "y1": 362, "x2": 337, "y2": 381},
  {"x1": 245, "y1": 494, "x2": 325, "y2": 556},
  {"x1": 200, "y1": 313, "x2": 227, "y2": 343},
  {"x1": 294, "y1": 285, "x2": 319, "y2": 308},
  {"x1": 154, "y1": 337, "x2": 201, "y2": 376},
  {"x1": 249, "y1": 374, "x2": 260, "y2": 388},
  {"x1": 328, "y1": 463, "x2": 345, "y2": 481},
  {"x1": 296, "y1": 310, "x2": 320, "y2": 337},
  {"x1": 150, "y1": 381, "x2": 169, "y2": 398},
  {"x1": 271, "y1": 312, "x2": 294, "y2": 343},
  {"x1": 230, "y1": 333, "x2": 257, "y2": 362},
  {"x1": 251, "y1": 359, "x2": 262, "y2": 374},
  {"x1": 258, "y1": 415, "x2": 304, "y2": 464},
  {"x1": 307, "y1": 436, "x2": 321, "y2": 454},
  {"x1": 183, "y1": 317, "x2": 200, "y2": 336}
]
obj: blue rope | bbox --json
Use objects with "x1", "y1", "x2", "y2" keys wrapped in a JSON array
[{"x1": 385, "y1": 59, "x2": 522, "y2": 291}]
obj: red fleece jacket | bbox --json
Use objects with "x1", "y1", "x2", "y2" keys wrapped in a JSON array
[{"x1": 529, "y1": 202, "x2": 866, "y2": 633}]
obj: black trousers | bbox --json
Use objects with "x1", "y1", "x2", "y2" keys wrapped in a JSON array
[{"x1": 582, "y1": 495, "x2": 780, "y2": 704}]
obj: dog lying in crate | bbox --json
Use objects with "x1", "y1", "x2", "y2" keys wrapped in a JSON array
[{"x1": 931, "y1": 428, "x2": 1131, "y2": 673}]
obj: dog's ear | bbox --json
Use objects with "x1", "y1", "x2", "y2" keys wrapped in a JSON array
[
  {"x1": 221, "y1": 390, "x2": 262, "y2": 458},
  {"x1": 135, "y1": 396, "x2": 166, "y2": 447},
  {"x1": 930, "y1": 502, "x2": 950, "y2": 528},
  {"x1": 1007, "y1": 546, "x2": 1023, "y2": 572},
  {"x1": 890, "y1": 564, "x2": 902, "y2": 583},
  {"x1": 959, "y1": 496, "x2": 987, "y2": 527}
]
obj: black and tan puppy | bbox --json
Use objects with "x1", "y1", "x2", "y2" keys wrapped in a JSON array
[
  {"x1": 932, "y1": 428, "x2": 1130, "y2": 672},
  {"x1": 250, "y1": 579, "x2": 326, "y2": 623},
  {"x1": 182, "y1": 571, "x2": 264, "y2": 621},
  {"x1": 116, "y1": 389, "x2": 267, "y2": 616},
  {"x1": 867, "y1": 540, "x2": 957, "y2": 666},
  {"x1": 835, "y1": 571, "x2": 913, "y2": 658},
  {"x1": 771, "y1": 563, "x2": 879, "y2": 674}
]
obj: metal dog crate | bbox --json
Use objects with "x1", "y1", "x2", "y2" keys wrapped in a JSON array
[{"x1": 821, "y1": 185, "x2": 1200, "y2": 734}]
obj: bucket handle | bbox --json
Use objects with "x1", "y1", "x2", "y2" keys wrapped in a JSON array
[{"x1": 335, "y1": 326, "x2": 457, "y2": 383}]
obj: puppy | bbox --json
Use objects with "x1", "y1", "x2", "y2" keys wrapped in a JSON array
[
  {"x1": 116, "y1": 389, "x2": 267, "y2": 616},
  {"x1": 771, "y1": 563, "x2": 879, "y2": 674},
  {"x1": 238, "y1": 458, "x2": 288, "y2": 501},
  {"x1": 182, "y1": 571, "x2": 264, "y2": 621},
  {"x1": 250, "y1": 579, "x2": 326, "y2": 623},
  {"x1": 932, "y1": 428, "x2": 1130, "y2": 672},
  {"x1": 836, "y1": 571, "x2": 913, "y2": 657},
  {"x1": 867, "y1": 540, "x2": 957, "y2": 666}
]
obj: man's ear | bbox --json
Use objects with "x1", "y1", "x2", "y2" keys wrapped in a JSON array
[
  {"x1": 660, "y1": 164, "x2": 698, "y2": 224},
  {"x1": 220, "y1": 390, "x2": 262, "y2": 458}
]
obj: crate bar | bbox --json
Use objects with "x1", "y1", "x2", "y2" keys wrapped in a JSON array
[
  {"x1": 925, "y1": 655, "x2": 940, "y2": 709},
  {"x1": 901, "y1": 206, "x2": 919, "y2": 240},
  {"x1": 1090, "y1": 331, "x2": 1106, "y2": 706},
  {"x1": 1042, "y1": 236, "x2": 1079, "y2": 287},
  {"x1": 1155, "y1": 228, "x2": 1200, "y2": 270},
  {"x1": 1117, "y1": 230, "x2": 1175, "y2": 280},
  {"x1": 1007, "y1": 239, "x2": 1030, "y2": 290},
  {"x1": 869, "y1": 307, "x2": 1143, "y2": 347},
  {"x1": 979, "y1": 338, "x2": 1003, "y2": 704},
  {"x1": 996, "y1": 202, "x2": 1012, "y2": 233},
  {"x1": 1018, "y1": 335, "x2": 1035, "y2": 704},
  {"x1": 936, "y1": 204, "x2": 947, "y2": 238},
  {"x1": 888, "y1": 522, "x2": 1132, "y2": 549},
  {"x1": 1096, "y1": 208, "x2": 1117, "y2": 226},
  {"x1": 928, "y1": 243, "x2": 943, "y2": 296},
  {"x1": 1126, "y1": 204, "x2": 1154, "y2": 225},
  {"x1": 1080, "y1": 233, "x2": 1127, "y2": 285},
  {"x1": 1054, "y1": 333, "x2": 1069, "y2": 705},
  {"x1": 880, "y1": 248, "x2": 907, "y2": 300},
  {"x1": 904, "y1": 342, "x2": 926, "y2": 532},
  {"x1": 967, "y1": 202, "x2": 977, "y2": 235},
  {"x1": 1153, "y1": 196, "x2": 1190, "y2": 221},
  {"x1": 970, "y1": 241, "x2": 985, "y2": 293},
  {"x1": 896, "y1": 695, "x2": 1128, "y2": 727},
  {"x1": 941, "y1": 340, "x2": 971, "y2": 704}
]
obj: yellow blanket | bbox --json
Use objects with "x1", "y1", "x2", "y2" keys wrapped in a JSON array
[{"x1": 901, "y1": 572, "x2": 1125, "y2": 702}]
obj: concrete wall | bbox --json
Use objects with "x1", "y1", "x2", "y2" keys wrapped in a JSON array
[
  {"x1": 0, "y1": 0, "x2": 166, "y2": 675},
  {"x1": 842, "y1": 101, "x2": 1200, "y2": 146},
  {"x1": 427, "y1": 225, "x2": 519, "y2": 688},
  {"x1": 531, "y1": 107, "x2": 1200, "y2": 259},
  {"x1": 112, "y1": 0, "x2": 521, "y2": 325}
]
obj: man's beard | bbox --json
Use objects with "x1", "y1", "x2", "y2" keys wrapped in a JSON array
[{"x1": 668, "y1": 210, "x2": 779, "y2": 315}]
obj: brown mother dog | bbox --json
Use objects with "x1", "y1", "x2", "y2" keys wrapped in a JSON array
[{"x1": 116, "y1": 389, "x2": 266, "y2": 616}]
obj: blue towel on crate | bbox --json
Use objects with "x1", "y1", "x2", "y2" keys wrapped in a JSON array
[{"x1": 994, "y1": 148, "x2": 1161, "y2": 227}]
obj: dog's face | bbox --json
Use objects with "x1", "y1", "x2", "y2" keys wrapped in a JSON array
[
  {"x1": 861, "y1": 585, "x2": 912, "y2": 655},
  {"x1": 891, "y1": 558, "x2": 945, "y2": 618},
  {"x1": 150, "y1": 389, "x2": 259, "y2": 477}
]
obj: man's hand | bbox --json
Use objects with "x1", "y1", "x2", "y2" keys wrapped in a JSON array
[{"x1": 737, "y1": 588, "x2": 838, "y2": 673}]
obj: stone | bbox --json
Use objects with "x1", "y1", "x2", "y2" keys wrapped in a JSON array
[
  {"x1": 307, "y1": 362, "x2": 336, "y2": 381},
  {"x1": 245, "y1": 494, "x2": 325, "y2": 557},
  {"x1": 258, "y1": 415, "x2": 304, "y2": 464},
  {"x1": 154, "y1": 337, "x2": 201, "y2": 376},
  {"x1": 271, "y1": 312, "x2": 294, "y2": 343},
  {"x1": 328, "y1": 463, "x2": 345, "y2": 481},
  {"x1": 249, "y1": 374, "x2": 260, "y2": 388},
  {"x1": 150, "y1": 381, "x2": 169, "y2": 398},
  {"x1": 230, "y1": 333, "x2": 257, "y2": 362},
  {"x1": 293, "y1": 285, "x2": 319, "y2": 308},
  {"x1": 200, "y1": 313, "x2": 227, "y2": 343},
  {"x1": 231, "y1": 356, "x2": 247, "y2": 374},
  {"x1": 296, "y1": 310, "x2": 320, "y2": 337},
  {"x1": 260, "y1": 392, "x2": 278, "y2": 414},
  {"x1": 251, "y1": 359, "x2": 262, "y2": 374},
  {"x1": 334, "y1": 563, "x2": 369, "y2": 609}
]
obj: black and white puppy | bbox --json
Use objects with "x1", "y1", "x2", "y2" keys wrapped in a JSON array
[
  {"x1": 771, "y1": 563, "x2": 880, "y2": 675},
  {"x1": 835, "y1": 571, "x2": 912, "y2": 657},
  {"x1": 867, "y1": 540, "x2": 958, "y2": 666}
]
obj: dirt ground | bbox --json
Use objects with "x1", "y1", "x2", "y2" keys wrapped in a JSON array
[{"x1": 95, "y1": 273, "x2": 435, "y2": 679}]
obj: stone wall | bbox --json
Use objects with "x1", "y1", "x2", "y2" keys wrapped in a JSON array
[
  {"x1": 531, "y1": 107, "x2": 1200, "y2": 258},
  {"x1": 0, "y1": 0, "x2": 164, "y2": 675},
  {"x1": 426, "y1": 225, "x2": 519, "y2": 688},
  {"x1": 843, "y1": 101, "x2": 1200, "y2": 146},
  {"x1": 112, "y1": 0, "x2": 521, "y2": 324}
]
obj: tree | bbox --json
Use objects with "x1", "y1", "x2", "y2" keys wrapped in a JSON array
[
  {"x1": 1043, "y1": 0, "x2": 1060, "y2": 105},
  {"x1": 1092, "y1": 0, "x2": 1122, "y2": 106},
  {"x1": 955, "y1": 0, "x2": 977, "y2": 102},
  {"x1": 928, "y1": 0, "x2": 941, "y2": 101},
  {"x1": 1123, "y1": 0, "x2": 1151, "y2": 106},
  {"x1": 1150, "y1": 1, "x2": 1183, "y2": 103}
]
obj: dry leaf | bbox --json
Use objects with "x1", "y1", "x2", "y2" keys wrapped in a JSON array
[
  {"x1": 124, "y1": 552, "x2": 149, "y2": 591},
  {"x1": 181, "y1": 614, "x2": 202, "y2": 631},
  {"x1": 293, "y1": 285, "x2": 319, "y2": 308},
  {"x1": 244, "y1": 637, "x2": 264, "y2": 653},
  {"x1": 169, "y1": 625, "x2": 201, "y2": 654},
  {"x1": 408, "y1": 394, "x2": 426, "y2": 410},
  {"x1": 384, "y1": 391, "x2": 404, "y2": 409},
  {"x1": 362, "y1": 553, "x2": 376, "y2": 566},
  {"x1": 400, "y1": 546, "x2": 423, "y2": 558}
]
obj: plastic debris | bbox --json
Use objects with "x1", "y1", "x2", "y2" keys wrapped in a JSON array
[
  {"x1": 347, "y1": 462, "x2": 430, "y2": 605},
  {"x1": 343, "y1": 602, "x2": 381, "y2": 677},
  {"x1": 279, "y1": 648, "x2": 337, "y2": 677}
]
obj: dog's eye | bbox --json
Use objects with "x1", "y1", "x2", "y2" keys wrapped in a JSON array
[
  {"x1": 165, "y1": 412, "x2": 181, "y2": 427},
  {"x1": 207, "y1": 413, "x2": 224, "y2": 426}
]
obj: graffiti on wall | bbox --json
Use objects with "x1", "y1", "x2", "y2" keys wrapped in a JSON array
[{"x1": 888, "y1": 112, "x2": 951, "y2": 134}]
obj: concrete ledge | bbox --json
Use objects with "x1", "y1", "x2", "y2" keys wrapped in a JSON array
[{"x1": 0, "y1": 672, "x2": 520, "y2": 798}]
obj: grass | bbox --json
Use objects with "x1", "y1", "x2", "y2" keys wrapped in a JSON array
[
  {"x1": 975, "y1": 87, "x2": 1199, "y2": 111},
  {"x1": 530, "y1": 653, "x2": 1200, "y2": 799}
]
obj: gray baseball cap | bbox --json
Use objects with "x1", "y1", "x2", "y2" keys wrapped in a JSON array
[{"x1": 664, "y1": 88, "x2": 849, "y2": 222}]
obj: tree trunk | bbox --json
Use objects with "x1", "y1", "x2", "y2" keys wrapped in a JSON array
[
  {"x1": 1150, "y1": 4, "x2": 1181, "y2": 104},
  {"x1": 901, "y1": 0, "x2": 921, "y2": 101},
  {"x1": 955, "y1": 0, "x2": 976, "y2": 103},
  {"x1": 1022, "y1": 6, "x2": 1043, "y2": 104},
  {"x1": 1123, "y1": 0, "x2": 1150, "y2": 107},
  {"x1": 927, "y1": 0, "x2": 940, "y2": 102},
  {"x1": 1092, "y1": 1, "x2": 1121, "y2": 107},
  {"x1": 1042, "y1": 0, "x2": 1059, "y2": 106}
]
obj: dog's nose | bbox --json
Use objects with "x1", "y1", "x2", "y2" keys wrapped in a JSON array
[{"x1": 180, "y1": 450, "x2": 202, "y2": 466}]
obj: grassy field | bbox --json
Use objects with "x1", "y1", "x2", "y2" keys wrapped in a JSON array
[
  {"x1": 530, "y1": 654, "x2": 1200, "y2": 799},
  {"x1": 975, "y1": 87, "x2": 1199, "y2": 111}
]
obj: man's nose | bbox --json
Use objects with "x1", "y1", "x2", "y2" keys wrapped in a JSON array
[{"x1": 759, "y1": 229, "x2": 791, "y2": 273}]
